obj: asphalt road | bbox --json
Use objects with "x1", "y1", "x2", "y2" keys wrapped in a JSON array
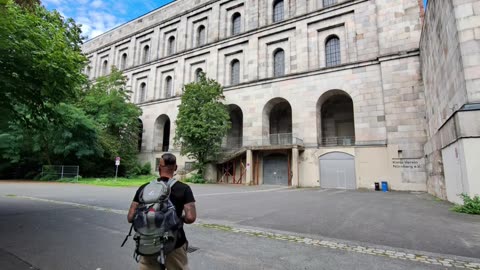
[{"x1": 1, "y1": 181, "x2": 479, "y2": 270}]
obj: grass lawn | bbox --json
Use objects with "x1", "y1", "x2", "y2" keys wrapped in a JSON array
[{"x1": 56, "y1": 175, "x2": 157, "y2": 187}]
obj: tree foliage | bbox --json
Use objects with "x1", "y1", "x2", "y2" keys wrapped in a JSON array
[
  {"x1": 174, "y1": 74, "x2": 230, "y2": 174},
  {"x1": 0, "y1": 1, "x2": 87, "y2": 125}
]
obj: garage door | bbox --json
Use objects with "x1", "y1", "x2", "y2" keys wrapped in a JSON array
[
  {"x1": 319, "y1": 152, "x2": 356, "y2": 189},
  {"x1": 263, "y1": 154, "x2": 288, "y2": 185}
]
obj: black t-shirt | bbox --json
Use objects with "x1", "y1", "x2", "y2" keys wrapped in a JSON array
[{"x1": 133, "y1": 178, "x2": 195, "y2": 249}]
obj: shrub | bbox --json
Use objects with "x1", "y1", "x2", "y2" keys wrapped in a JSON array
[
  {"x1": 452, "y1": 193, "x2": 480, "y2": 215},
  {"x1": 140, "y1": 162, "x2": 152, "y2": 175},
  {"x1": 184, "y1": 173, "x2": 206, "y2": 184}
]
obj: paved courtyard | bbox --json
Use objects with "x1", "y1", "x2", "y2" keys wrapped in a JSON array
[{"x1": 0, "y1": 181, "x2": 479, "y2": 270}]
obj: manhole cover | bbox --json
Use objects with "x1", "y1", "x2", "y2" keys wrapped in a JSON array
[{"x1": 187, "y1": 246, "x2": 198, "y2": 253}]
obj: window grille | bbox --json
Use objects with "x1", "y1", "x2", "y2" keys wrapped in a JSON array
[
  {"x1": 273, "y1": 49, "x2": 285, "y2": 77},
  {"x1": 273, "y1": 0, "x2": 284, "y2": 22},
  {"x1": 323, "y1": 0, "x2": 337, "y2": 7},
  {"x1": 232, "y1": 13, "x2": 241, "y2": 35},
  {"x1": 325, "y1": 36, "x2": 341, "y2": 67},
  {"x1": 231, "y1": 59, "x2": 240, "y2": 85}
]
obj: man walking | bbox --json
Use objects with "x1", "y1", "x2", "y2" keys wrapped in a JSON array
[{"x1": 127, "y1": 153, "x2": 196, "y2": 270}]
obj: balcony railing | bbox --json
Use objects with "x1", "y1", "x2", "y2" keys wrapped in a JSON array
[
  {"x1": 221, "y1": 133, "x2": 303, "y2": 151},
  {"x1": 320, "y1": 136, "x2": 355, "y2": 146}
]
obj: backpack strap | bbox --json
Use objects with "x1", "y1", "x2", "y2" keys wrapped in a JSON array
[
  {"x1": 121, "y1": 223, "x2": 134, "y2": 247},
  {"x1": 167, "y1": 178, "x2": 177, "y2": 189}
]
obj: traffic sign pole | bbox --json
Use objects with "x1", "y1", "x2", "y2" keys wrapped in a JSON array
[{"x1": 115, "y1": 157, "x2": 121, "y2": 180}]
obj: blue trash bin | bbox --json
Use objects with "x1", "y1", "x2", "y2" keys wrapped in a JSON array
[{"x1": 381, "y1": 181, "x2": 388, "y2": 192}]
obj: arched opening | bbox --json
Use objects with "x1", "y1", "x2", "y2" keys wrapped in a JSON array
[
  {"x1": 197, "y1": 25, "x2": 206, "y2": 46},
  {"x1": 154, "y1": 115, "x2": 171, "y2": 152},
  {"x1": 325, "y1": 35, "x2": 341, "y2": 67},
  {"x1": 263, "y1": 98, "x2": 292, "y2": 145},
  {"x1": 195, "y1": 68, "x2": 204, "y2": 82},
  {"x1": 138, "y1": 82, "x2": 146, "y2": 103},
  {"x1": 137, "y1": 119, "x2": 143, "y2": 152},
  {"x1": 226, "y1": 104, "x2": 243, "y2": 149},
  {"x1": 142, "y1": 45, "x2": 150, "y2": 64},
  {"x1": 273, "y1": 0, "x2": 284, "y2": 22},
  {"x1": 317, "y1": 90, "x2": 355, "y2": 146},
  {"x1": 230, "y1": 59, "x2": 240, "y2": 85},
  {"x1": 102, "y1": 60, "x2": 108, "y2": 76},
  {"x1": 167, "y1": 36, "x2": 176, "y2": 55},
  {"x1": 319, "y1": 152, "x2": 356, "y2": 189},
  {"x1": 273, "y1": 48, "x2": 285, "y2": 77},
  {"x1": 120, "y1": 53, "x2": 127, "y2": 70},
  {"x1": 165, "y1": 76, "x2": 173, "y2": 98},
  {"x1": 231, "y1": 13, "x2": 241, "y2": 35}
]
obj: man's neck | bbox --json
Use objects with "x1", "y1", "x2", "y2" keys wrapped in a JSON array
[{"x1": 158, "y1": 176, "x2": 171, "y2": 181}]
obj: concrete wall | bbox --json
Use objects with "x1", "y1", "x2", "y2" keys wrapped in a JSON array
[{"x1": 420, "y1": 0, "x2": 480, "y2": 201}]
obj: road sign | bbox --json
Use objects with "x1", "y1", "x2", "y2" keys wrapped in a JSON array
[
  {"x1": 115, "y1": 157, "x2": 121, "y2": 180},
  {"x1": 115, "y1": 160, "x2": 120, "y2": 166}
]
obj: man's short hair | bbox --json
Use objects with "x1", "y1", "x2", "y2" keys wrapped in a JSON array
[{"x1": 161, "y1": 153, "x2": 177, "y2": 166}]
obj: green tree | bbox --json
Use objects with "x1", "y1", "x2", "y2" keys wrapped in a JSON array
[
  {"x1": 0, "y1": 1, "x2": 87, "y2": 125},
  {"x1": 174, "y1": 73, "x2": 230, "y2": 175},
  {"x1": 3, "y1": 103, "x2": 102, "y2": 166},
  {"x1": 79, "y1": 67, "x2": 142, "y2": 176}
]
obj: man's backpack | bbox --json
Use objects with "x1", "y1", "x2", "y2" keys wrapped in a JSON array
[{"x1": 121, "y1": 178, "x2": 183, "y2": 266}]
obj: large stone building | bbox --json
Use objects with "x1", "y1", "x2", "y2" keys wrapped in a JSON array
[{"x1": 81, "y1": 0, "x2": 479, "y2": 202}]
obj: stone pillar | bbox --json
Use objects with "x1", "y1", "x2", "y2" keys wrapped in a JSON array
[
  {"x1": 246, "y1": 149, "x2": 253, "y2": 185},
  {"x1": 292, "y1": 146, "x2": 299, "y2": 187}
]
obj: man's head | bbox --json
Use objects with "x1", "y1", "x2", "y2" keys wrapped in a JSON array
[{"x1": 159, "y1": 153, "x2": 177, "y2": 179}]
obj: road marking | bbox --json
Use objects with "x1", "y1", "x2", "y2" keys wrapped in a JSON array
[
  {"x1": 195, "y1": 187, "x2": 289, "y2": 197},
  {"x1": 317, "y1": 189, "x2": 330, "y2": 193},
  {"x1": 5, "y1": 195, "x2": 480, "y2": 269}
]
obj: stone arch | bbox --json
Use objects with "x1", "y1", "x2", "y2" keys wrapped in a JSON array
[
  {"x1": 316, "y1": 90, "x2": 355, "y2": 146},
  {"x1": 263, "y1": 97, "x2": 292, "y2": 144},
  {"x1": 153, "y1": 114, "x2": 171, "y2": 152},
  {"x1": 226, "y1": 104, "x2": 243, "y2": 149}
]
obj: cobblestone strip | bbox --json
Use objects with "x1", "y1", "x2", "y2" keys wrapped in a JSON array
[{"x1": 199, "y1": 223, "x2": 480, "y2": 269}]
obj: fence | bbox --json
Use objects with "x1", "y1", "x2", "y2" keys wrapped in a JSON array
[
  {"x1": 320, "y1": 136, "x2": 356, "y2": 146},
  {"x1": 42, "y1": 165, "x2": 80, "y2": 181},
  {"x1": 221, "y1": 133, "x2": 304, "y2": 151}
]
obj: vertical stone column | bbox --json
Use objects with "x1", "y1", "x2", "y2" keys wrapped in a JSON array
[
  {"x1": 246, "y1": 149, "x2": 253, "y2": 185},
  {"x1": 292, "y1": 146, "x2": 299, "y2": 187}
]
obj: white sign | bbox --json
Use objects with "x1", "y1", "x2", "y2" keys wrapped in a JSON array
[{"x1": 115, "y1": 160, "x2": 120, "y2": 166}]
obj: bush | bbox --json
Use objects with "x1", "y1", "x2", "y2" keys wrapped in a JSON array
[
  {"x1": 39, "y1": 173, "x2": 59, "y2": 181},
  {"x1": 184, "y1": 173, "x2": 206, "y2": 184},
  {"x1": 141, "y1": 162, "x2": 152, "y2": 175},
  {"x1": 452, "y1": 193, "x2": 480, "y2": 215}
]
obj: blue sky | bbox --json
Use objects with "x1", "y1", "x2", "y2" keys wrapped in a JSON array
[
  {"x1": 44, "y1": 0, "x2": 429, "y2": 39},
  {"x1": 43, "y1": 0, "x2": 174, "y2": 39}
]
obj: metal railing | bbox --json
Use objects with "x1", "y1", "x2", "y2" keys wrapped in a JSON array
[
  {"x1": 221, "y1": 133, "x2": 303, "y2": 151},
  {"x1": 320, "y1": 136, "x2": 356, "y2": 146},
  {"x1": 41, "y1": 165, "x2": 79, "y2": 181}
]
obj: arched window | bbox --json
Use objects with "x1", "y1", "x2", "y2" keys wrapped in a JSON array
[
  {"x1": 195, "y1": 68, "x2": 203, "y2": 82},
  {"x1": 232, "y1": 13, "x2": 241, "y2": 35},
  {"x1": 197, "y1": 25, "x2": 206, "y2": 46},
  {"x1": 167, "y1": 36, "x2": 176, "y2": 56},
  {"x1": 323, "y1": 0, "x2": 337, "y2": 7},
  {"x1": 230, "y1": 59, "x2": 240, "y2": 85},
  {"x1": 165, "y1": 76, "x2": 173, "y2": 98},
  {"x1": 102, "y1": 60, "x2": 108, "y2": 76},
  {"x1": 273, "y1": 0, "x2": 284, "y2": 22},
  {"x1": 142, "y1": 45, "x2": 150, "y2": 64},
  {"x1": 325, "y1": 36, "x2": 341, "y2": 67},
  {"x1": 139, "y1": 82, "x2": 146, "y2": 102},
  {"x1": 273, "y1": 49, "x2": 285, "y2": 77},
  {"x1": 120, "y1": 53, "x2": 127, "y2": 70}
]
